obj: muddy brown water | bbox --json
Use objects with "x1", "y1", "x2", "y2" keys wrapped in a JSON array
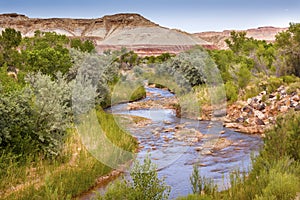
[{"x1": 80, "y1": 87, "x2": 263, "y2": 199}]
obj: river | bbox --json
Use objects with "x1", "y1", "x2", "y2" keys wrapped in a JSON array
[{"x1": 81, "y1": 86, "x2": 263, "y2": 199}]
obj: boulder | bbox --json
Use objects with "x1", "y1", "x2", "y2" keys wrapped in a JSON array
[
  {"x1": 212, "y1": 138, "x2": 233, "y2": 150},
  {"x1": 295, "y1": 104, "x2": 300, "y2": 112},
  {"x1": 256, "y1": 103, "x2": 266, "y2": 111},
  {"x1": 279, "y1": 106, "x2": 289, "y2": 113},
  {"x1": 255, "y1": 118, "x2": 265, "y2": 125},
  {"x1": 254, "y1": 110, "x2": 265, "y2": 120}
]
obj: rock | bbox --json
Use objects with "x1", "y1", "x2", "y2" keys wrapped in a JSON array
[
  {"x1": 197, "y1": 117, "x2": 203, "y2": 121},
  {"x1": 247, "y1": 98, "x2": 253, "y2": 105},
  {"x1": 291, "y1": 101, "x2": 298, "y2": 108},
  {"x1": 201, "y1": 150, "x2": 213, "y2": 155},
  {"x1": 235, "y1": 117, "x2": 245, "y2": 123},
  {"x1": 295, "y1": 104, "x2": 300, "y2": 111},
  {"x1": 254, "y1": 110, "x2": 265, "y2": 120},
  {"x1": 163, "y1": 120, "x2": 172, "y2": 125},
  {"x1": 291, "y1": 95, "x2": 300, "y2": 102},
  {"x1": 175, "y1": 124, "x2": 185, "y2": 130},
  {"x1": 195, "y1": 147, "x2": 202, "y2": 151},
  {"x1": 279, "y1": 106, "x2": 289, "y2": 113},
  {"x1": 255, "y1": 118, "x2": 265, "y2": 125},
  {"x1": 269, "y1": 94, "x2": 276, "y2": 99},
  {"x1": 219, "y1": 130, "x2": 226, "y2": 134},
  {"x1": 256, "y1": 103, "x2": 266, "y2": 111},
  {"x1": 260, "y1": 91, "x2": 267, "y2": 96},
  {"x1": 242, "y1": 106, "x2": 253, "y2": 113},
  {"x1": 163, "y1": 128, "x2": 174, "y2": 132},
  {"x1": 174, "y1": 128, "x2": 203, "y2": 143},
  {"x1": 213, "y1": 138, "x2": 233, "y2": 150}
]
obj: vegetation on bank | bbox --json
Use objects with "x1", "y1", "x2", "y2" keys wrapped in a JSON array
[
  {"x1": 0, "y1": 22, "x2": 300, "y2": 199},
  {"x1": 0, "y1": 29, "x2": 142, "y2": 199},
  {"x1": 178, "y1": 111, "x2": 300, "y2": 200}
]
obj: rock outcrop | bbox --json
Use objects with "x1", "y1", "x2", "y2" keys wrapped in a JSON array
[
  {"x1": 194, "y1": 26, "x2": 288, "y2": 49},
  {"x1": 0, "y1": 13, "x2": 213, "y2": 55},
  {"x1": 224, "y1": 85, "x2": 300, "y2": 134}
]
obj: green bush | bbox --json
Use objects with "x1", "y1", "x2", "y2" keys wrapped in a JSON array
[
  {"x1": 237, "y1": 65, "x2": 252, "y2": 89},
  {"x1": 286, "y1": 81, "x2": 300, "y2": 94},
  {"x1": 97, "y1": 156, "x2": 170, "y2": 200},
  {"x1": 254, "y1": 170, "x2": 300, "y2": 200},
  {"x1": 263, "y1": 111, "x2": 300, "y2": 161},
  {"x1": 282, "y1": 75, "x2": 299, "y2": 84},
  {"x1": 266, "y1": 76, "x2": 283, "y2": 93},
  {"x1": 225, "y1": 81, "x2": 238, "y2": 103}
]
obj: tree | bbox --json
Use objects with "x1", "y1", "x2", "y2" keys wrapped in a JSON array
[
  {"x1": 0, "y1": 28, "x2": 22, "y2": 50},
  {"x1": 25, "y1": 72, "x2": 73, "y2": 157},
  {"x1": 24, "y1": 47, "x2": 72, "y2": 75},
  {"x1": 0, "y1": 28, "x2": 22, "y2": 67},
  {"x1": 70, "y1": 38, "x2": 95, "y2": 53},
  {"x1": 275, "y1": 23, "x2": 300, "y2": 77},
  {"x1": 225, "y1": 31, "x2": 248, "y2": 54}
]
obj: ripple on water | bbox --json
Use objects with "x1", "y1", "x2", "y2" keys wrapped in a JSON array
[{"x1": 101, "y1": 87, "x2": 263, "y2": 199}]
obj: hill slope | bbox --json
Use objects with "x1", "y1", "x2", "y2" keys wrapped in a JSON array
[
  {"x1": 0, "y1": 13, "x2": 212, "y2": 55},
  {"x1": 194, "y1": 26, "x2": 288, "y2": 49}
]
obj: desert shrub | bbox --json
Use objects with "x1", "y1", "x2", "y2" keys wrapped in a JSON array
[
  {"x1": 0, "y1": 65, "x2": 26, "y2": 93},
  {"x1": 263, "y1": 111, "x2": 300, "y2": 161},
  {"x1": 254, "y1": 169, "x2": 299, "y2": 200},
  {"x1": 237, "y1": 64, "x2": 252, "y2": 89},
  {"x1": 286, "y1": 81, "x2": 300, "y2": 94},
  {"x1": 225, "y1": 81, "x2": 238, "y2": 103},
  {"x1": 190, "y1": 165, "x2": 217, "y2": 196},
  {"x1": 266, "y1": 76, "x2": 283, "y2": 93},
  {"x1": 97, "y1": 156, "x2": 170, "y2": 200},
  {"x1": 282, "y1": 75, "x2": 299, "y2": 84},
  {"x1": 0, "y1": 89, "x2": 37, "y2": 157}
]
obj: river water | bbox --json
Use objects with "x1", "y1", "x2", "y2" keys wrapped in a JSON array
[{"x1": 82, "y1": 86, "x2": 263, "y2": 199}]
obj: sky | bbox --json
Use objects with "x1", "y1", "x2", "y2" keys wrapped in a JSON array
[{"x1": 0, "y1": 0, "x2": 299, "y2": 33}]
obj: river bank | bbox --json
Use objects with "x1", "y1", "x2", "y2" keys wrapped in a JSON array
[
  {"x1": 127, "y1": 83, "x2": 299, "y2": 135},
  {"x1": 83, "y1": 86, "x2": 263, "y2": 199}
]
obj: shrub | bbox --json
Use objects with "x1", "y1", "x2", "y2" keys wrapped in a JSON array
[
  {"x1": 237, "y1": 64, "x2": 252, "y2": 89},
  {"x1": 266, "y1": 76, "x2": 283, "y2": 93},
  {"x1": 97, "y1": 156, "x2": 170, "y2": 200},
  {"x1": 225, "y1": 81, "x2": 238, "y2": 103},
  {"x1": 263, "y1": 111, "x2": 300, "y2": 161}
]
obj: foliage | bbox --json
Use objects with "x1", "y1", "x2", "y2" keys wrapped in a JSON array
[
  {"x1": 190, "y1": 165, "x2": 217, "y2": 196},
  {"x1": 0, "y1": 28, "x2": 22, "y2": 49},
  {"x1": 154, "y1": 47, "x2": 222, "y2": 92},
  {"x1": 0, "y1": 65, "x2": 26, "y2": 93},
  {"x1": 23, "y1": 47, "x2": 72, "y2": 75},
  {"x1": 1, "y1": 109, "x2": 138, "y2": 200},
  {"x1": 263, "y1": 111, "x2": 300, "y2": 161},
  {"x1": 0, "y1": 28, "x2": 22, "y2": 67},
  {"x1": 225, "y1": 81, "x2": 238, "y2": 103},
  {"x1": 237, "y1": 64, "x2": 252, "y2": 89},
  {"x1": 97, "y1": 156, "x2": 170, "y2": 200},
  {"x1": 69, "y1": 49, "x2": 119, "y2": 105},
  {"x1": 0, "y1": 72, "x2": 73, "y2": 159},
  {"x1": 275, "y1": 23, "x2": 300, "y2": 77},
  {"x1": 0, "y1": 89, "x2": 37, "y2": 156},
  {"x1": 70, "y1": 38, "x2": 95, "y2": 53},
  {"x1": 25, "y1": 72, "x2": 73, "y2": 157}
]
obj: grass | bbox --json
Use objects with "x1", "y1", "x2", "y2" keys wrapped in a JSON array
[
  {"x1": 1, "y1": 109, "x2": 138, "y2": 200},
  {"x1": 102, "y1": 80, "x2": 146, "y2": 108}
]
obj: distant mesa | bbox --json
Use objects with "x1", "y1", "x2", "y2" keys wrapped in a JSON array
[
  {"x1": 0, "y1": 13, "x2": 287, "y2": 54},
  {"x1": 194, "y1": 26, "x2": 288, "y2": 49},
  {"x1": 0, "y1": 13, "x2": 214, "y2": 55}
]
